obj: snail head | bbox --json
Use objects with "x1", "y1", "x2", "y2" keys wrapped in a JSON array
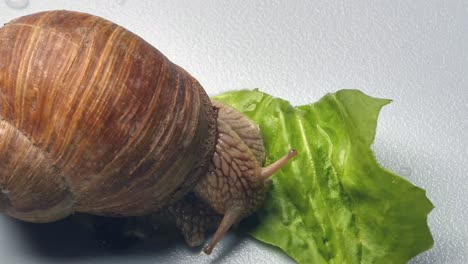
[{"x1": 194, "y1": 102, "x2": 297, "y2": 254}]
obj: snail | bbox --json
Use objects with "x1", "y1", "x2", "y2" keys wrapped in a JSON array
[{"x1": 0, "y1": 10, "x2": 296, "y2": 254}]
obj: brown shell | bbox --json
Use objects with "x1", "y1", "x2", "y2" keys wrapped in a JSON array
[{"x1": 0, "y1": 11, "x2": 216, "y2": 222}]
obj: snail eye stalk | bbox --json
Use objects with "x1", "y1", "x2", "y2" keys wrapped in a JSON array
[
  {"x1": 261, "y1": 149, "x2": 297, "y2": 183},
  {"x1": 202, "y1": 206, "x2": 242, "y2": 255}
]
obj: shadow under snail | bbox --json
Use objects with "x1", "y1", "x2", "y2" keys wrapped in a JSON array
[{"x1": 0, "y1": 10, "x2": 296, "y2": 254}]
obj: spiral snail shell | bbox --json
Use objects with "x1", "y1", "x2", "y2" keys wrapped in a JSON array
[{"x1": 0, "y1": 10, "x2": 296, "y2": 254}]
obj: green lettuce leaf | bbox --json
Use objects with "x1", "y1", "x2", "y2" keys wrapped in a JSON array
[{"x1": 213, "y1": 89, "x2": 433, "y2": 264}]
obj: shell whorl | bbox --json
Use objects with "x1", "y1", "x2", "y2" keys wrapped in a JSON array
[{"x1": 0, "y1": 11, "x2": 216, "y2": 222}]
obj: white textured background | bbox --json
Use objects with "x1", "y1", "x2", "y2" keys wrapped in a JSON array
[{"x1": 0, "y1": 1, "x2": 467, "y2": 263}]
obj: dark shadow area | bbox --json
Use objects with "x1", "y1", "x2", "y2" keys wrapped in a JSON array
[
  {"x1": 3, "y1": 212, "x2": 271, "y2": 262},
  {"x1": 5, "y1": 214, "x2": 185, "y2": 261}
]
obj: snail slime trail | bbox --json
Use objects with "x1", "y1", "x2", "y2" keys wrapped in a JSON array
[{"x1": 0, "y1": 10, "x2": 296, "y2": 254}]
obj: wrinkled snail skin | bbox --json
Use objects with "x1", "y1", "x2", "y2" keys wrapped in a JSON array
[{"x1": 0, "y1": 10, "x2": 296, "y2": 254}]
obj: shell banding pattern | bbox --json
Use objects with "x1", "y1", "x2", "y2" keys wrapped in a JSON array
[{"x1": 0, "y1": 10, "x2": 216, "y2": 222}]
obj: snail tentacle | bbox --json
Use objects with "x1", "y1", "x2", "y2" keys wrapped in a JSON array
[
  {"x1": 203, "y1": 206, "x2": 242, "y2": 255},
  {"x1": 261, "y1": 149, "x2": 297, "y2": 181},
  {"x1": 167, "y1": 194, "x2": 221, "y2": 247}
]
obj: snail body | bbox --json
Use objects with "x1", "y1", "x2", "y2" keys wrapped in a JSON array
[{"x1": 0, "y1": 11, "x2": 295, "y2": 254}]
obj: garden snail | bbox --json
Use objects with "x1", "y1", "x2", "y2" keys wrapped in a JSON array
[{"x1": 0, "y1": 10, "x2": 296, "y2": 254}]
